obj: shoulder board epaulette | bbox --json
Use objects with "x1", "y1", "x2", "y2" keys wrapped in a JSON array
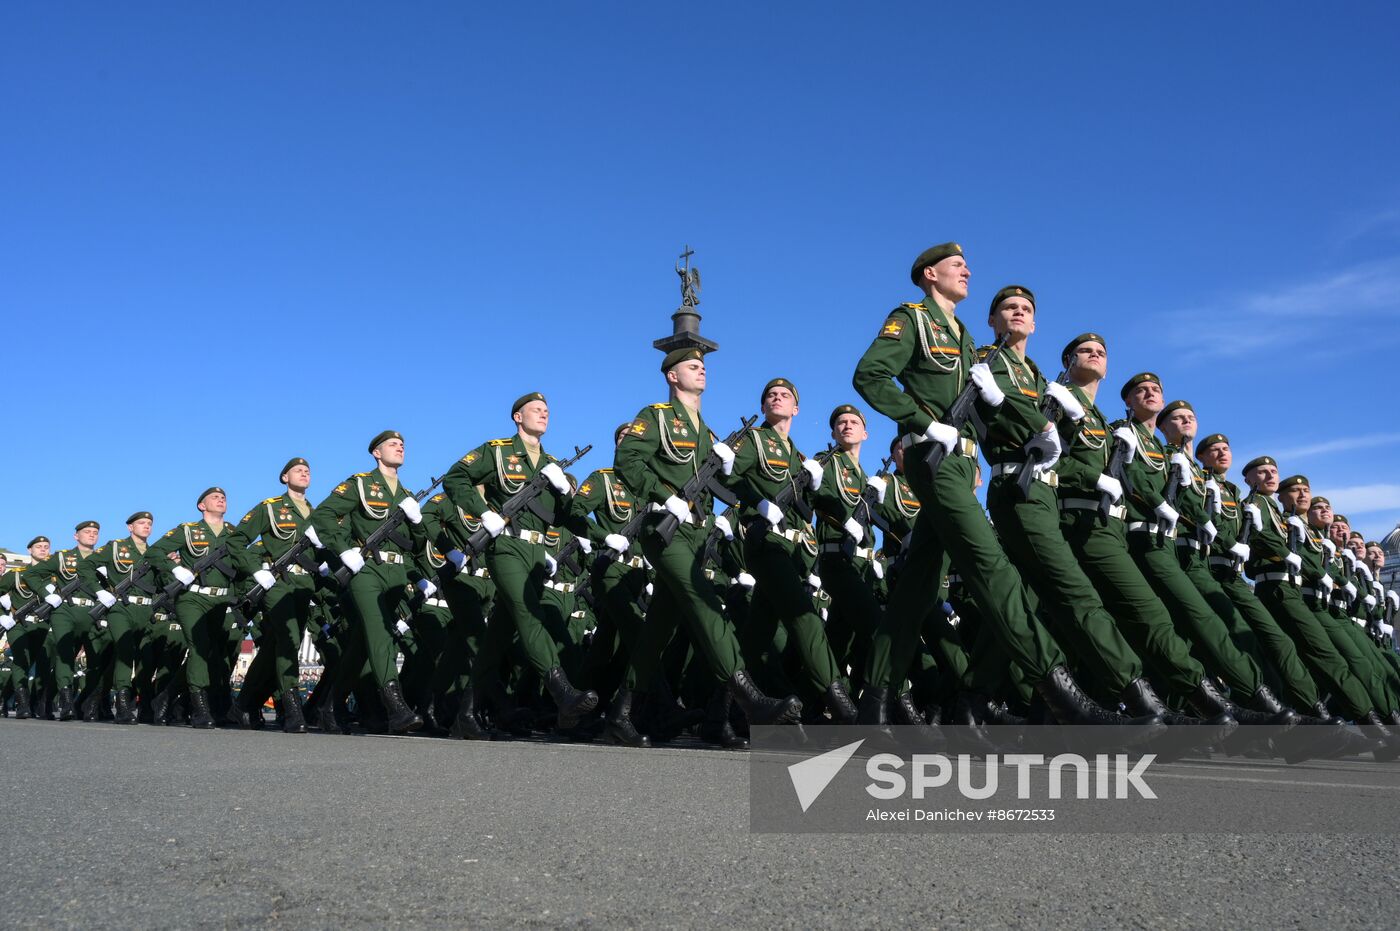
[
  {"x1": 596, "y1": 468, "x2": 613, "y2": 473},
  {"x1": 649, "y1": 403, "x2": 671, "y2": 410},
  {"x1": 488, "y1": 438, "x2": 513, "y2": 447},
  {"x1": 262, "y1": 496, "x2": 281, "y2": 504},
  {"x1": 1108, "y1": 418, "x2": 1130, "y2": 429},
  {"x1": 184, "y1": 521, "x2": 198, "y2": 528},
  {"x1": 430, "y1": 493, "x2": 446, "y2": 503},
  {"x1": 899, "y1": 302, "x2": 922, "y2": 311},
  {"x1": 354, "y1": 471, "x2": 371, "y2": 477}
]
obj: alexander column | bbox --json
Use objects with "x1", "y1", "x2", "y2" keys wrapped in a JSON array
[{"x1": 653, "y1": 245, "x2": 719, "y2": 358}]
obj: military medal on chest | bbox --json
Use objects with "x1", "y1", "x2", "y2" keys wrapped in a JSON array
[{"x1": 671, "y1": 416, "x2": 689, "y2": 438}]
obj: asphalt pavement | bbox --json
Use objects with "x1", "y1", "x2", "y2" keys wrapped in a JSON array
[{"x1": 3, "y1": 719, "x2": 1398, "y2": 929}]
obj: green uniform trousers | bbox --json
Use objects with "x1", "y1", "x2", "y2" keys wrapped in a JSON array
[
  {"x1": 99, "y1": 603, "x2": 147, "y2": 690},
  {"x1": 988, "y1": 480, "x2": 1144, "y2": 695},
  {"x1": 1208, "y1": 567, "x2": 1320, "y2": 709},
  {"x1": 1127, "y1": 532, "x2": 1263, "y2": 698},
  {"x1": 172, "y1": 592, "x2": 233, "y2": 691},
  {"x1": 401, "y1": 601, "x2": 451, "y2": 710},
  {"x1": 578, "y1": 561, "x2": 647, "y2": 695},
  {"x1": 339, "y1": 560, "x2": 411, "y2": 689},
  {"x1": 869, "y1": 446, "x2": 1063, "y2": 692},
  {"x1": 818, "y1": 554, "x2": 882, "y2": 694},
  {"x1": 1058, "y1": 511, "x2": 1205, "y2": 698},
  {"x1": 1253, "y1": 580, "x2": 1373, "y2": 718},
  {"x1": 1314, "y1": 603, "x2": 1397, "y2": 712},
  {"x1": 484, "y1": 537, "x2": 561, "y2": 677},
  {"x1": 47, "y1": 605, "x2": 98, "y2": 691},
  {"x1": 433, "y1": 573, "x2": 493, "y2": 705},
  {"x1": 743, "y1": 531, "x2": 841, "y2": 694},
  {"x1": 6, "y1": 622, "x2": 50, "y2": 687},
  {"x1": 633, "y1": 517, "x2": 743, "y2": 690},
  {"x1": 244, "y1": 581, "x2": 314, "y2": 699}
]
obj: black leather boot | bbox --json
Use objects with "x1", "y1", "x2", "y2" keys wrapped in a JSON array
[
  {"x1": 1245, "y1": 684, "x2": 1299, "y2": 726},
  {"x1": 1035, "y1": 666, "x2": 1162, "y2": 726},
  {"x1": 113, "y1": 687, "x2": 136, "y2": 725},
  {"x1": 727, "y1": 669, "x2": 801, "y2": 725},
  {"x1": 82, "y1": 692, "x2": 102, "y2": 722},
  {"x1": 281, "y1": 691, "x2": 307, "y2": 734},
  {"x1": 544, "y1": 666, "x2": 598, "y2": 729},
  {"x1": 150, "y1": 686, "x2": 170, "y2": 726},
  {"x1": 56, "y1": 686, "x2": 75, "y2": 721},
  {"x1": 380, "y1": 680, "x2": 424, "y2": 734},
  {"x1": 188, "y1": 688, "x2": 215, "y2": 729},
  {"x1": 316, "y1": 684, "x2": 345, "y2": 735},
  {"x1": 1130, "y1": 677, "x2": 1232, "y2": 727},
  {"x1": 856, "y1": 687, "x2": 890, "y2": 726},
  {"x1": 1389, "y1": 709, "x2": 1400, "y2": 727},
  {"x1": 224, "y1": 692, "x2": 252, "y2": 729},
  {"x1": 825, "y1": 681, "x2": 858, "y2": 725},
  {"x1": 449, "y1": 696, "x2": 491, "y2": 741},
  {"x1": 603, "y1": 689, "x2": 651, "y2": 748},
  {"x1": 13, "y1": 681, "x2": 30, "y2": 720},
  {"x1": 700, "y1": 688, "x2": 748, "y2": 749}
]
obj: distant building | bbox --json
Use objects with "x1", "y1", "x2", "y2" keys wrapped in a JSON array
[{"x1": 1381, "y1": 523, "x2": 1400, "y2": 589}]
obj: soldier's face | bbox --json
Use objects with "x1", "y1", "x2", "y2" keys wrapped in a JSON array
[
  {"x1": 668, "y1": 360, "x2": 706, "y2": 395},
  {"x1": 1068, "y1": 342, "x2": 1107, "y2": 381},
  {"x1": 1330, "y1": 522, "x2": 1350, "y2": 546},
  {"x1": 1161, "y1": 409, "x2": 1196, "y2": 443},
  {"x1": 201, "y1": 493, "x2": 228, "y2": 518},
  {"x1": 1280, "y1": 485, "x2": 1310, "y2": 512},
  {"x1": 375, "y1": 438, "x2": 406, "y2": 468},
  {"x1": 129, "y1": 518, "x2": 153, "y2": 540},
  {"x1": 1248, "y1": 464, "x2": 1279, "y2": 493},
  {"x1": 75, "y1": 527, "x2": 99, "y2": 547},
  {"x1": 762, "y1": 387, "x2": 797, "y2": 420},
  {"x1": 988, "y1": 297, "x2": 1035, "y2": 340},
  {"x1": 1201, "y1": 442, "x2": 1231, "y2": 473},
  {"x1": 1368, "y1": 545, "x2": 1385, "y2": 568},
  {"x1": 1348, "y1": 538, "x2": 1366, "y2": 558},
  {"x1": 926, "y1": 255, "x2": 970, "y2": 303},
  {"x1": 29, "y1": 542, "x2": 49, "y2": 560},
  {"x1": 1129, "y1": 382, "x2": 1163, "y2": 418},
  {"x1": 514, "y1": 401, "x2": 549, "y2": 435},
  {"x1": 831, "y1": 414, "x2": 867, "y2": 448},
  {"x1": 284, "y1": 464, "x2": 311, "y2": 492},
  {"x1": 1308, "y1": 500, "x2": 1332, "y2": 528}
]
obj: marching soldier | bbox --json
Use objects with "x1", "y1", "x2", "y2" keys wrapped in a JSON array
[
  {"x1": 82, "y1": 511, "x2": 158, "y2": 724},
  {"x1": 0, "y1": 536, "x2": 56, "y2": 719},
  {"x1": 851, "y1": 242, "x2": 1136, "y2": 726},
  {"x1": 441, "y1": 394, "x2": 597, "y2": 731},
  {"x1": 24, "y1": 521, "x2": 103, "y2": 721},
  {"x1": 311, "y1": 431, "x2": 428, "y2": 734},
  {"x1": 613, "y1": 349, "x2": 802, "y2": 733}
]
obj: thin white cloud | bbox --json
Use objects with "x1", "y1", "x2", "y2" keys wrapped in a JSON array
[
  {"x1": 1319, "y1": 483, "x2": 1400, "y2": 516},
  {"x1": 1272, "y1": 432, "x2": 1400, "y2": 461}
]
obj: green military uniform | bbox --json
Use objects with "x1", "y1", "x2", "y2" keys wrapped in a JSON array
[
  {"x1": 1, "y1": 553, "x2": 50, "y2": 718},
  {"x1": 851, "y1": 290, "x2": 1066, "y2": 703},
  {"x1": 1242, "y1": 480, "x2": 1377, "y2": 720},
  {"x1": 79, "y1": 529, "x2": 156, "y2": 723},
  {"x1": 25, "y1": 539, "x2": 99, "y2": 716}
]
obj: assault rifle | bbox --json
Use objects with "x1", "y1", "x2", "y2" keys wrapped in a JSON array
[
  {"x1": 89, "y1": 559, "x2": 156, "y2": 623},
  {"x1": 456, "y1": 444, "x2": 593, "y2": 558},
  {"x1": 844, "y1": 454, "x2": 894, "y2": 559},
  {"x1": 1017, "y1": 369, "x2": 1072, "y2": 499},
  {"x1": 13, "y1": 572, "x2": 88, "y2": 625},
  {"x1": 1101, "y1": 429, "x2": 1136, "y2": 525},
  {"x1": 235, "y1": 530, "x2": 323, "y2": 621},
  {"x1": 550, "y1": 535, "x2": 597, "y2": 610},
  {"x1": 923, "y1": 333, "x2": 1011, "y2": 474},
  {"x1": 654, "y1": 416, "x2": 756, "y2": 546},
  {"x1": 333, "y1": 470, "x2": 455, "y2": 588}
]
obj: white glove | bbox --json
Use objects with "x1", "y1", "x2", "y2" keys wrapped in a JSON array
[
  {"x1": 1320, "y1": 574, "x2": 1335, "y2": 594},
  {"x1": 757, "y1": 499, "x2": 783, "y2": 527},
  {"x1": 417, "y1": 578, "x2": 437, "y2": 598},
  {"x1": 1229, "y1": 542, "x2": 1250, "y2": 562},
  {"x1": 713, "y1": 515, "x2": 734, "y2": 541},
  {"x1": 1204, "y1": 478, "x2": 1222, "y2": 514},
  {"x1": 1357, "y1": 562, "x2": 1374, "y2": 583},
  {"x1": 545, "y1": 555, "x2": 558, "y2": 577},
  {"x1": 1154, "y1": 501, "x2": 1179, "y2": 534},
  {"x1": 1244, "y1": 503, "x2": 1262, "y2": 532},
  {"x1": 801, "y1": 459, "x2": 824, "y2": 491},
  {"x1": 1364, "y1": 594, "x2": 1378, "y2": 609},
  {"x1": 304, "y1": 526, "x2": 323, "y2": 548},
  {"x1": 644, "y1": 582, "x2": 654, "y2": 598},
  {"x1": 710, "y1": 441, "x2": 735, "y2": 476},
  {"x1": 1024, "y1": 428, "x2": 1061, "y2": 472},
  {"x1": 871, "y1": 560, "x2": 885, "y2": 580},
  {"x1": 97, "y1": 566, "x2": 108, "y2": 578},
  {"x1": 97, "y1": 590, "x2": 118, "y2": 608},
  {"x1": 663, "y1": 495, "x2": 693, "y2": 525},
  {"x1": 44, "y1": 593, "x2": 62, "y2": 608},
  {"x1": 1044, "y1": 381, "x2": 1085, "y2": 421},
  {"x1": 446, "y1": 549, "x2": 468, "y2": 572},
  {"x1": 1373, "y1": 581, "x2": 1385, "y2": 600},
  {"x1": 1321, "y1": 538, "x2": 1336, "y2": 558},
  {"x1": 395, "y1": 620, "x2": 411, "y2": 636},
  {"x1": 577, "y1": 537, "x2": 592, "y2": 555},
  {"x1": 1387, "y1": 591, "x2": 1399, "y2": 610},
  {"x1": 318, "y1": 562, "x2": 330, "y2": 576},
  {"x1": 1095, "y1": 473, "x2": 1123, "y2": 503},
  {"x1": 172, "y1": 566, "x2": 196, "y2": 587},
  {"x1": 0, "y1": 594, "x2": 11, "y2": 611},
  {"x1": 1284, "y1": 552, "x2": 1303, "y2": 573},
  {"x1": 923, "y1": 420, "x2": 959, "y2": 455},
  {"x1": 397, "y1": 497, "x2": 422, "y2": 524},
  {"x1": 481, "y1": 510, "x2": 507, "y2": 538},
  {"x1": 807, "y1": 574, "x2": 823, "y2": 592},
  {"x1": 253, "y1": 569, "x2": 277, "y2": 591},
  {"x1": 1286, "y1": 515, "x2": 1308, "y2": 538},
  {"x1": 604, "y1": 533, "x2": 630, "y2": 555},
  {"x1": 843, "y1": 518, "x2": 865, "y2": 544},
  {"x1": 1342, "y1": 549, "x2": 1357, "y2": 569},
  {"x1": 540, "y1": 462, "x2": 570, "y2": 495},
  {"x1": 1112, "y1": 426, "x2": 1139, "y2": 455},
  {"x1": 1382, "y1": 622, "x2": 1395, "y2": 638},
  {"x1": 1200, "y1": 520, "x2": 1218, "y2": 545},
  {"x1": 736, "y1": 572, "x2": 756, "y2": 590},
  {"x1": 866, "y1": 475, "x2": 887, "y2": 503},
  {"x1": 1170, "y1": 452, "x2": 1190, "y2": 486},
  {"x1": 968, "y1": 362, "x2": 1005, "y2": 407},
  {"x1": 339, "y1": 548, "x2": 365, "y2": 575},
  {"x1": 1345, "y1": 581, "x2": 1358, "y2": 600},
  {"x1": 0, "y1": 615, "x2": 15, "y2": 632}
]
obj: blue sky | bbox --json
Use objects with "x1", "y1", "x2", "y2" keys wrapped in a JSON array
[{"x1": 4, "y1": 2, "x2": 1400, "y2": 550}]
